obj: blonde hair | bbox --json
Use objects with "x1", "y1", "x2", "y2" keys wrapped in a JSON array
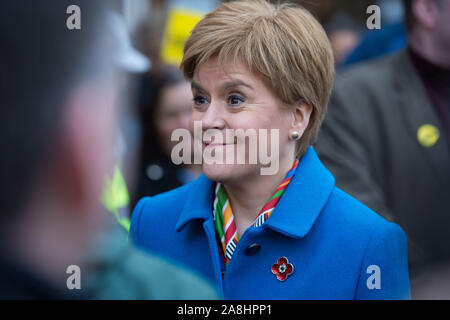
[{"x1": 181, "y1": 0, "x2": 334, "y2": 157}]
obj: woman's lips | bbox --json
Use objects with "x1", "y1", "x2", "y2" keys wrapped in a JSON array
[
  {"x1": 203, "y1": 141, "x2": 237, "y2": 148},
  {"x1": 203, "y1": 142, "x2": 235, "y2": 147}
]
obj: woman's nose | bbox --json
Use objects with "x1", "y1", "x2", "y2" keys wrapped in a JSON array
[{"x1": 200, "y1": 100, "x2": 226, "y2": 130}]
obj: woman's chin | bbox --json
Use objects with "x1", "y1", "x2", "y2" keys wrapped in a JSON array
[
  {"x1": 203, "y1": 163, "x2": 232, "y2": 182},
  {"x1": 202, "y1": 162, "x2": 259, "y2": 183}
]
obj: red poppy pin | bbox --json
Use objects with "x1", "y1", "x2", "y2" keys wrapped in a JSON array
[{"x1": 271, "y1": 257, "x2": 294, "y2": 281}]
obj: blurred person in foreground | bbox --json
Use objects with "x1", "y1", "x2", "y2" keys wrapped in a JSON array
[
  {"x1": 133, "y1": 66, "x2": 202, "y2": 206},
  {"x1": 316, "y1": 0, "x2": 450, "y2": 297},
  {"x1": 0, "y1": 0, "x2": 219, "y2": 300},
  {"x1": 131, "y1": 0, "x2": 410, "y2": 299}
]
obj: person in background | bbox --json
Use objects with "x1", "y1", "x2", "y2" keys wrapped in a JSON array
[
  {"x1": 316, "y1": 0, "x2": 450, "y2": 297},
  {"x1": 133, "y1": 66, "x2": 202, "y2": 206},
  {"x1": 342, "y1": 22, "x2": 407, "y2": 68},
  {"x1": 131, "y1": 0, "x2": 410, "y2": 300},
  {"x1": 325, "y1": 12, "x2": 363, "y2": 68},
  {"x1": 0, "y1": 0, "x2": 219, "y2": 300},
  {"x1": 342, "y1": 0, "x2": 407, "y2": 68}
]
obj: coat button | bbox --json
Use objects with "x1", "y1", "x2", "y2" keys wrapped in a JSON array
[{"x1": 245, "y1": 243, "x2": 261, "y2": 256}]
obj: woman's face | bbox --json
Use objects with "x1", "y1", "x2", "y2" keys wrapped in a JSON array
[
  {"x1": 190, "y1": 57, "x2": 304, "y2": 184},
  {"x1": 155, "y1": 81, "x2": 193, "y2": 158}
]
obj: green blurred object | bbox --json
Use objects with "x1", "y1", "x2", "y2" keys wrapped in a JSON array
[
  {"x1": 93, "y1": 166, "x2": 220, "y2": 299},
  {"x1": 102, "y1": 165, "x2": 131, "y2": 232},
  {"x1": 83, "y1": 213, "x2": 221, "y2": 300}
]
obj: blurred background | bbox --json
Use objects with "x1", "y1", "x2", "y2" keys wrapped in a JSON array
[{"x1": 123, "y1": 0, "x2": 404, "y2": 71}]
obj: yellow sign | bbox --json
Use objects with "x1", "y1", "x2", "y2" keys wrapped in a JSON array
[
  {"x1": 417, "y1": 124, "x2": 440, "y2": 148},
  {"x1": 160, "y1": 7, "x2": 204, "y2": 66}
]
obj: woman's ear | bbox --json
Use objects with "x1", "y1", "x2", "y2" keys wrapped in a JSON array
[{"x1": 290, "y1": 100, "x2": 312, "y2": 138}]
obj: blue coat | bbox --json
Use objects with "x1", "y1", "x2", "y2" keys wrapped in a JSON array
[{"x1": 130, "y1": 147, "x2": 411, "y2": 299}]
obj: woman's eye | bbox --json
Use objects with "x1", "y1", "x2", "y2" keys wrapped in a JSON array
[
  {"x1": 227, "y1": 94, "x2": 245, "y2": 107},
  {"x1": 193, "y1": 96, "x2": 208, "y2": 106}
]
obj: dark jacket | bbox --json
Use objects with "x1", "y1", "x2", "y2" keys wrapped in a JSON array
[
  {"x1": 0, "y1": 249, "x2": 80, "y2": 300},
  {"x1": 316, "y1": 49, "x2": 450, "y2": 284}
]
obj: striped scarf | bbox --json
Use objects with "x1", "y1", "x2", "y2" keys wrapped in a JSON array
[{"x1": 213, "y1": 160, "x2": 299, "y2": 266}]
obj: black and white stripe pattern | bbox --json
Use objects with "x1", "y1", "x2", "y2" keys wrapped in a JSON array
[
  {"x1": 253, "y1": 214, "x2": 266, "y2": 228},
  {"x1": 225, "y1": 240, "x2": 237, "y2": 260}
]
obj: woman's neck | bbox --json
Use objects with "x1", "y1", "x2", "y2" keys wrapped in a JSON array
[{"x1": 223, "y1": 154, "x2": 296, "y2": 237}]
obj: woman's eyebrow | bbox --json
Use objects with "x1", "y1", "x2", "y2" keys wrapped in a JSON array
[
  {"x1": 191, "y1": 79, "x2": 253, "y2": 93},
  {"x1": 221, "y1": 80, "x2": 253, "y2": 91},
  {"x1": 191, "y1": 81, "x2": 207, "y2": 93}
]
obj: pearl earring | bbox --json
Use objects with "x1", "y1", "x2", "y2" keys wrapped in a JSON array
[{"x1": 289, "y1": 130, "x2": 300, "y2": 141}]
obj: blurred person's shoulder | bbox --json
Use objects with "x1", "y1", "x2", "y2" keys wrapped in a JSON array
[
  {"x1": 84, "y1": 215, "x2": 220, "y2": 300},
  {"x1": 326, "y1": 49, "x2": 411, "y2": 127},
  {"x1": 335, "y1": 49, "x2": 407, "y2": 94},
  {"x1": 122, "y1": 244, "x2": 220, "y2": 300}
]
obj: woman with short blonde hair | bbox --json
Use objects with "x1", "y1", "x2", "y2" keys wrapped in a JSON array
[
  {"x1": 182, "y1": 0, "x2": 334, "y2": 157},
  {"x1": 131, "y1": 0, "x2": 410, "y2": 299}
]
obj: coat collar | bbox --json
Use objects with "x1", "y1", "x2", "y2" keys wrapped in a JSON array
[{"x1": 175, "y1": 147, "x2": 335, "y2": 238}]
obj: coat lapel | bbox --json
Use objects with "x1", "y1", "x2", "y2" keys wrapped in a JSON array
[
  {"x1": 393, "y1": 50, "x2": 450, "y2": 188},
  {"x1": 175, "y1": 174, "x2": 214, "y2": 231}
]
